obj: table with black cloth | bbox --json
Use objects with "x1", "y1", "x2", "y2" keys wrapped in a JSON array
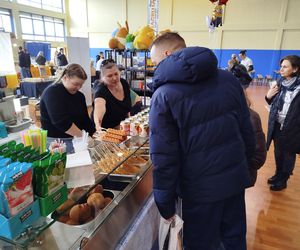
[{"x1": 20, "y1": 79, "x2": 54, "y2": 98}]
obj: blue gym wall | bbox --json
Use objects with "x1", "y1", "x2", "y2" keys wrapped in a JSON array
[
  {"x1": 90, "y1": 48, "x2": 300, "y2": 78},
  {"x1": 214, "y1": 49, "x2": 300, "y2": 78}
]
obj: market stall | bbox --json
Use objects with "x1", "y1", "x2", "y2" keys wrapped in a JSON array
[{"x1": 0, "y1": 110, "x2": 157, "y2": 250}]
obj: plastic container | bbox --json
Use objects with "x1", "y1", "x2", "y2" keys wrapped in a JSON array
[{"x1": 0, "y1": 122, "x2": 8, "y2": 138}]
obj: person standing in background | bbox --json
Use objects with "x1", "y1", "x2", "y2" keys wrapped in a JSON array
[
  {"x1": 95, "y1": 52, "x2": 105, "y2": 80},
  {"x1": 35, "y1": 51, "x2": 46, "y2": 77},
  {"x1": 18, "y1": 46, "x2": 31, "y2": 79},
  {"x1": 228, "y1": 59, "x2": 252, "y2": 89},
  {"x1": 149, "y1": 32, "x2": 255, "y2": 250},
  {"x1": 24, "y1": 49, "x2": 32, "y2": 77},
  {"x1": 90, "y1": 60, "x2": 96, "y2": 84},
  {"x1": 231, "y1": 53, "x2": 240, "y2": 64},
  {"x1": 57, "y1": 48, "x2": 68, "y2": 67},
  {"x1": 239, "y1": 50, "x2": 254, "y2": 75},
  {"x1": 265, "y1": 55, "x2": 300, "y2": 191}
]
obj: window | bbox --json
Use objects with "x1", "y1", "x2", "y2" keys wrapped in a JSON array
[
  {"x1": 20, "y1": 12, "x2": 65, "y2": 41},
  {"x1": 0, "y1": 8, "x2": 13, "y2": 33},
  {"x1": 17, "y1": 0, "x2": 64, "y2": 13}
]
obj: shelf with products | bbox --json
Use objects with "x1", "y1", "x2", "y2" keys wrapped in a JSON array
[
  {"x1": 0, "y1": 118, "x2": 153, "y2": 249},
  {"x1": 105, "y1": 49, "x2": 154, "y2": 106}
]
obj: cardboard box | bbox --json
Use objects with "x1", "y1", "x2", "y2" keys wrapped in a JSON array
[
  {"x1": 0, "y1": 199, "x2": 41, "y2": 240},
  {"x1": 38, "y1": 184, "x2": 68, "y2": 216}
]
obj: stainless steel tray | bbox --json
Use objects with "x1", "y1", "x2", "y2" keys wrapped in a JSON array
[{"x1": 52, "y1": 189, "x2": 120, "y2": 231}]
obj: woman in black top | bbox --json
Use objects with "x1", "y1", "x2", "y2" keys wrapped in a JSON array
[
  {"x1": 91, "y1": 59, "x2": 131, "y2": 130},
  {"x1": 40, "y1": 63, "x2": 96, "y2": 141}
]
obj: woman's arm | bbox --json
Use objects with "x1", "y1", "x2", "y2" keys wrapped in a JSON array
[
  {"x1": 94, "y1": 97, "x2": 106, "y2": 131},
  {"x1": 65, "y1": 123, "x2": 83, "y2": 137}
]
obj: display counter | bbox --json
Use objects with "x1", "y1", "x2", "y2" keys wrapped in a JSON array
[{"x1": 0, "y1": 135, "x2": 157, "y2": 250}]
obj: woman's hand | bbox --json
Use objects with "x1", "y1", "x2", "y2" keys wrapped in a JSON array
[{"x1": 266, "y1": 84, "x2": 279, "y2": 100}]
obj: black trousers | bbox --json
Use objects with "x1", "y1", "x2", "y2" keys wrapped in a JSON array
[
  {"x1": 182, "y1": 191, "x2": 246, "y2": 250},
  {"x1": 273, "y1": 122, "x2": 296, "y2": 176}
]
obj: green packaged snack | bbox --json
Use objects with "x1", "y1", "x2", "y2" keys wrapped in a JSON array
[
  {"x1": 33, "y1": 152, "x2": 66, "y2": 197},
  {"x1": 0, "y1": 141, "x2": 16, "y2": 155},
  {"x1": 29, "y1": 151, "x2": 50, "y2": 163},
  {"x1": 21, "y1": 148, "x2": 40, "y2": 163}
]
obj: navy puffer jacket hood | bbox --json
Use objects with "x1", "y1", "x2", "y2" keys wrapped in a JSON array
[
  {"x1": 151, "y1": 46, "x2": 218, "y2": 91},
  {"x1": 149, "y1": 46, "x2": 255, "y2": 219}
]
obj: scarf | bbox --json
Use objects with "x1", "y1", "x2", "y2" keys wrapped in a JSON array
[{"x1": 277, "y1": 76, "x2": 299, "y2": 112}]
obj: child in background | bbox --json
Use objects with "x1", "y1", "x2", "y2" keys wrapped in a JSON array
[{"x1": 244, "y1": 90, "x2": 267, "y2": 186}]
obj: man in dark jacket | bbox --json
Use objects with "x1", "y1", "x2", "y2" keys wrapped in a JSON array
[
  {"x1": 24, "y1": 49, "x2": 32, "y2": 77},
  {"x1": 149, "y1": 32, "x2": 255, "y2": 250},
  {"x1": 18, "y1": 46, "x2": 31, "y2": 79},
  {"x1": 56, "y1": 48, "x2": 68, "y2": 67}
]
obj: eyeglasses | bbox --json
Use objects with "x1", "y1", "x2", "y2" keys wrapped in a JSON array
[{"x1": 101, "y1": 58, "x2": 115, "y2": 67}]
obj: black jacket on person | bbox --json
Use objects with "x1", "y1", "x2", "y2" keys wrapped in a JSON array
[
  {"x1": 229, "y1": 64, "x2": 252, "y2": 88},
  {"x1": 57, "y1": 52, "x2": 68, "y2": 66},
  {"x1": 18, "y1": 51, "x2": 27, "y2": 68},
  {"x1": 149, "y1": 46, "x2": 255, "y2": 219},
  {"x1": 266, "y1": 76, "x2": 300, "y2": 153},
  {"x1": 25, "y1": 53, "x2": 31, "y2": 67}
]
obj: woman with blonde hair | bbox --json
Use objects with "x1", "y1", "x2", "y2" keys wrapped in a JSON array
[{"x1": 91, "y1": 59, "x2": 131, "y2": 130}]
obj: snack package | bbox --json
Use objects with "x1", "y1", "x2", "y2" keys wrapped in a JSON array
[
  {"x1": 0, "y1": 162, "x2": 34, "y2": 218},
  {"x1": 28, "y1": 151, "x2": 50, "y2": 163},
  {"x1": 0, "y1": 158, "x2": 11, "y2": 169},
  {"x1": 33, "y1": 153, "x2": 66, "y2": 197},
  {"x1": 0, "y1": 141, "x2": 16, "y2": 155},
  {"x1": 0, "y1": 162, "x2": 22, "y2": 215}
]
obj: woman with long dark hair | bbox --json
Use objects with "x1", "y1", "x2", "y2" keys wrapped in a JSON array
[{"x1": 265, "y1": 55, "x2": 300, "y2": 191}]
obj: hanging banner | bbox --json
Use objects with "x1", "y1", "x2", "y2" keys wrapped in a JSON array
[
  {"x1": 148, "y1": 0, "x2": 159, "y2": 34},
  {"x1": 0, "y1": 32, "x2": 15, "y2": 76}
]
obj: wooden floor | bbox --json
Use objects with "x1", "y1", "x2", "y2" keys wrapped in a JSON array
[{"x1": 245, "y1": 86, "x2": 300, "y2": 250}]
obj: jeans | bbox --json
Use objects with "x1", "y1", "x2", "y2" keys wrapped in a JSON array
[{"x1": 20, "y1": 67, "x2": 31, "y2": 79}]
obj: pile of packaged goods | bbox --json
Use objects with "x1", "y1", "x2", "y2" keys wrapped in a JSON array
[
  {"x1": 120, "y1": 108, "x2": 149, "y2": 137},
  {"x1": 0, "y1": 140, "x2": 67, "y2": 240}
]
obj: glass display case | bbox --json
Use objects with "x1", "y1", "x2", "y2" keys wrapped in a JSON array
[{"x1": 0, "y1": 136, "x2": 153, "y2": 250}]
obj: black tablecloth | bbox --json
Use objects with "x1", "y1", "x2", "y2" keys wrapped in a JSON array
[{"x1": 20, "y1": 80, "x2": 53, "y2": 98}]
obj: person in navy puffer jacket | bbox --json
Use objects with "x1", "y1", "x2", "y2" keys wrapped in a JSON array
[{"x1": 149, "y1": 32, "x2": 255, "y2": 250}]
